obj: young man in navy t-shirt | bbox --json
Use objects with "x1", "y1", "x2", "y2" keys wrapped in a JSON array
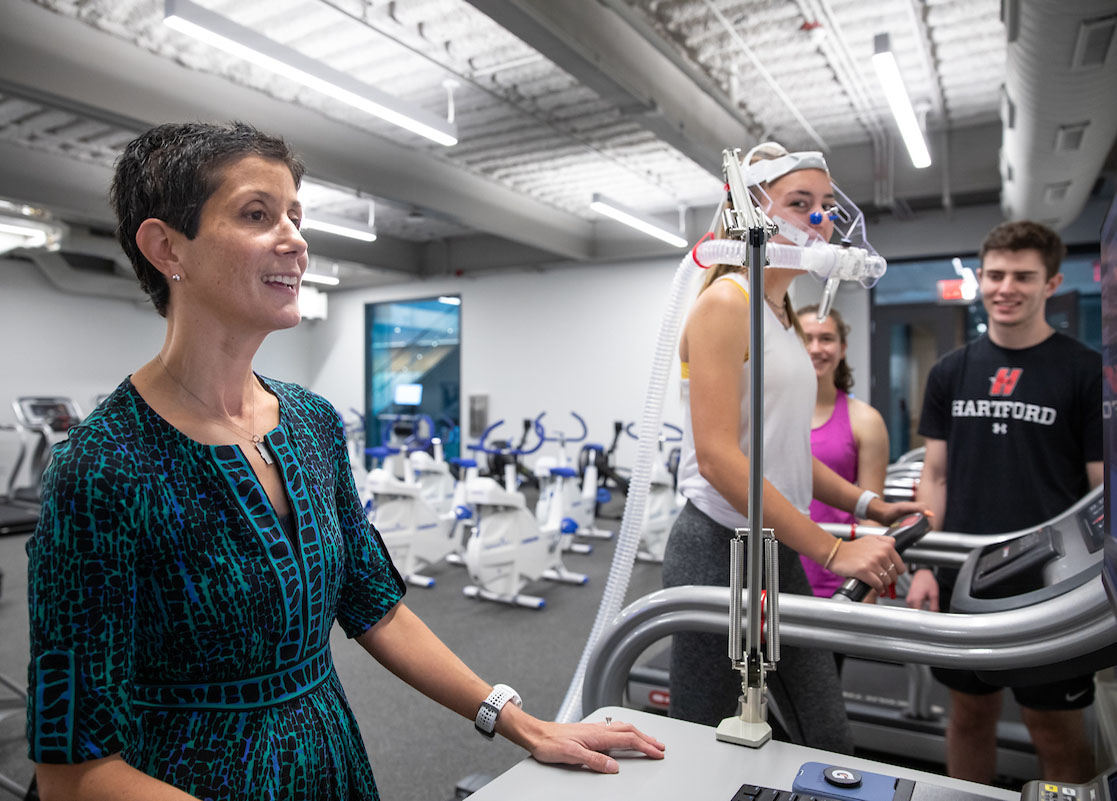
[{"x1": 908, "y1": 220, "x2": 1102, "y2": 782}]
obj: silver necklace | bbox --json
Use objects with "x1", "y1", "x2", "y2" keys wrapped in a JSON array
[{"x1": 157, "y1": 354, "x2": 274, "y2": 465}]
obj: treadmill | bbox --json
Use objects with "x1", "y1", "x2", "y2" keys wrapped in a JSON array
[
  {"x1": 0, "y1": 423, "x2": 37, "y2": 536},
  {"x1": 1, "y1": 397, "x2": 82, "y2": 535},
  {"x1": 616, "y1": 486, "x2": 1110, "y2": 781},
  {"x1": 848, "y1": 488, "x2": 1109, "y2": 775},
  {"x1": 10, "y1": 396, "x2": 81, "y2": 505}
]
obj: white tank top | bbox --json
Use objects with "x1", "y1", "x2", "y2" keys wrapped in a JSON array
[{"x1": 676, "y1": 273, "x2": 816, "y2": 530}]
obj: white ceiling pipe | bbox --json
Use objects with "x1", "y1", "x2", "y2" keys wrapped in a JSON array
[
  {"x1": 797, "y1": 0, "x2": 893, "y2": 204},
  {"x1": 1000, "y1": 0, "x2": 1117, "y2": 229},
  {"x1": 700, "y1": 0, "x2": 831, "y2": 152}
]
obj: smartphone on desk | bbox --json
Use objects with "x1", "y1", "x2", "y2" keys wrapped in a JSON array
[{"x1": 793, "y1": 762, "x2": 913, "y2": 801}]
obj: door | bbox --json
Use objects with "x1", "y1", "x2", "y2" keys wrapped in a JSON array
[{"x1": 871, "y1": 304, "x2": 966, "y2": 462}]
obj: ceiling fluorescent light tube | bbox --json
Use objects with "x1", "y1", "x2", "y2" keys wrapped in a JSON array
[
  {"x1": 301, "y1": 272, "x2": 341, "y2": 286},
  {"x1": 163, "y1": 0, "x2": 458, "y2": 146},
  {"x1": 301, "y1": 213, "x2": 378, "y2": 242},
  {"x1": 872, "y1": 33, "x2": 931, "y2": 169},
  {"x1": 590, "y1": 193, "x2": 688, "y2": 248},
  {"x1": 0, "y1": 213, "x2": 64, "y2": 254},
  {"x1": 0, "y1": 221, "x2": 49, "y2": 246}
]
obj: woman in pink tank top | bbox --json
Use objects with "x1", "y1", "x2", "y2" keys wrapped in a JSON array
[{"x1": 797, "y1": 306, "x2": 890, "y2": 598}]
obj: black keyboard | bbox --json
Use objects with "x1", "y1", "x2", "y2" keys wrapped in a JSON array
[{"x1": 731, "y1": 785, "x2": 840, "y2": 801}]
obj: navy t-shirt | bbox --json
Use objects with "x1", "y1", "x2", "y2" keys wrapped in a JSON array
[{"x1": 918, "y1": 332, "x2": 1101, "y2": 536}]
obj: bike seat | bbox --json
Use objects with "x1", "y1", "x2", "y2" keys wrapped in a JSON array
[{"x1": 465, "y1": 477, "x2": 527, "y2": 509}]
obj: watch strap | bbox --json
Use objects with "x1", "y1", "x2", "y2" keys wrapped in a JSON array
[{"x1": 474, "y1": 683, "x2": 522, "y2": 738}]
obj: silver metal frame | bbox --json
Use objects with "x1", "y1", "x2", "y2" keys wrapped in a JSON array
[{"x1": 581, "y1": 578, "x2": 1116, "y2": 716}]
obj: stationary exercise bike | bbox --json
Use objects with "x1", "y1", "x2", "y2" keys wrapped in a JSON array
[
  {"x1": 533, "y1": 412, "x2": 612, "y2": 541},
  {"x1": 629, "y1": 421, "x2": 685, "y2": 563},
  {"x1": 462, "y1": 419, "x2": 588, "y2": 609},
  {"x1": 400, "y1": 415, "x2": 458, "y2": 516},
  {"x1": 475, "y1": 417, "x2": 540, "y2": 492},
  {"x1": 344, "y1": 408, "x2": 369, "y2": 495},
  {"x1": 364, "y1": 425, "x2": 472, "y2": 588},
  {"x1": 578, "y1": 421, "x2": 630, "y2": 520}
]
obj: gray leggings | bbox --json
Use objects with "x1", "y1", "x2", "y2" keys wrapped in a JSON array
[{"x1": 661, "y1": 501, "x2": 853, "y2": 754}]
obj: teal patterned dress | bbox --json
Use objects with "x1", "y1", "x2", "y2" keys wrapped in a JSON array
[{"x1": 26, "y1": 376, "x2": 406, "y2": 800}]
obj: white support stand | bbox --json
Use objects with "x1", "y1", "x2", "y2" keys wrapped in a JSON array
[
  {"x1": 462, "y1": 584, "x2": 546, "y2": 609},
  {"x1": 715, "y1": 527, "x2": 778, "y2": 749},
  {"x1": 715, "y1": 684, "x2": 772, "y2": 747},
  {"x1": 541, "y1": 566, "x2": 589, "y2": 585},
  {"x1": 715, "y1": 147, "x2": 782, "y2": 750},
  {"x1": 577, "y1": 526, "x2": 613, "y2": 540}
]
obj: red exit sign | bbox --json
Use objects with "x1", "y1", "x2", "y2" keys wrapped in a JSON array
[{"x1": 937, "y1": 278, "x2": 965, "y2": 301}]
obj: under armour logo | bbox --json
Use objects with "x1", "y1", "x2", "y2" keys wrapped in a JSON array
[
  {"x1": 992, "y1": 423, "x2": 1008, "y2": 434},
  {"x1": 989, "y1": 367, "x2": 1022, "y2": 396}
]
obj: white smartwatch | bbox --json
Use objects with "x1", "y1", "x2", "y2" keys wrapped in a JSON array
[{"x1": 474, "y1": 683, "x2": 522, "y2": 738}]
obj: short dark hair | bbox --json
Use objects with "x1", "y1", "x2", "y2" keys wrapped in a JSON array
[
  {"x1": 110, "y1": 121, "x2": 305, "y2": 316},
  {"x1": 979, "y1": 220, "x2": 1065, "y2": 280}
]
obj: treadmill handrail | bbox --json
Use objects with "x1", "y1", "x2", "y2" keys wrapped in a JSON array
[
  {"x1": 581, "y1": 578, "x2": 1116, "y2": 717},
  {"x1": 3, "y1": 423, "x2": 29, "y2": 499},
  {"x1": 818, "y1": 484, "x2": 1102, "y2": 556},
  {"x1": 820, "y1": 523, "x2": 1014, "y2": 553}
]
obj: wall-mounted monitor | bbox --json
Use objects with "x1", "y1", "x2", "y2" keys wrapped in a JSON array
[{"x1": 394, "y1": 383, "x2": 423, "y2": 407}]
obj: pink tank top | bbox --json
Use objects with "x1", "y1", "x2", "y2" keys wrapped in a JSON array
[{"x1": 800, "y1": 391, "x2": 858, "y2": 598}]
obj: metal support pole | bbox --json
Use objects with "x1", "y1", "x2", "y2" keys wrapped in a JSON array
[
  {"x1": 715, "y1": 224, "x2": 774, "y2": 748},
  {"x1": 745, "y1": 225, "x2": 766, "y2": 673}
]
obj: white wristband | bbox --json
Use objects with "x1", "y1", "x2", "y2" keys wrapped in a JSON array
[
  {"x1": 474, "y1": 683, "x2": 522, "y2": 738},
  {"x1": 854, "y1": 490, "x2": 879, "y2": 520}
]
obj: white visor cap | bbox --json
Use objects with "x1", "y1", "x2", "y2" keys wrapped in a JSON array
[{"x1": 743, "y1": 149, "x2": 830, "y2": 187}]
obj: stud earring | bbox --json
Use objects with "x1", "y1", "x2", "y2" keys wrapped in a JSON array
[{"x1": 171, "y1": 273, "x2": 181, "y2": 282}]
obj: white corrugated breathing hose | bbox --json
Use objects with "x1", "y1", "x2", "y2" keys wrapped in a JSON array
[{"x1": 555, "y1": 234, "x2": 884, "y2": 723}]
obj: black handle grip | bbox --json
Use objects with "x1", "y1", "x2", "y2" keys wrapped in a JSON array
[{"x1": 831, "y1": 513, "x2": 930, "y2": 603}]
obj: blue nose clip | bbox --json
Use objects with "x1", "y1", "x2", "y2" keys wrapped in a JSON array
[{"x1": 809, "y1": 211, "x2": 823, "y2": 224}]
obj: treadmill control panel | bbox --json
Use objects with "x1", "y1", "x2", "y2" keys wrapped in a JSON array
[
  {"x1": 951, "y1": 485, "x2": 1103, "y2": 615},
  {"x1": 1020, "y1": 770, "x2": 1115, "y2": 801},
  {"x1": 972, "y1": 527, "x2": 1059, "y2": 599},
  {"x1": 1079, "y1": 494, "x2": 1106, "y2": 554},
  {"x1": 14, "y1": 397, "x2": 80, "y2": 432}
]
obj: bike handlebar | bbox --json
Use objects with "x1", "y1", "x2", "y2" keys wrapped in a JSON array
[
  {"x1": 469, "y1": 418, "x2": 544, "y2": 456},
  {"x1": 625, "y1": 421, "x2": 683, "y2": 442},
  {"x1": 536, "y1": 411, "x2": 588, "y2": 443}
]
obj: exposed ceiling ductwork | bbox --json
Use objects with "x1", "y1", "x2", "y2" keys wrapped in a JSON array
[
  {"x1": 0, "y1": 0, "x2": 1111, "y2": 295},
  {"x1": 1000, "y1": 0, "x2": 1117, "y2": 229}
]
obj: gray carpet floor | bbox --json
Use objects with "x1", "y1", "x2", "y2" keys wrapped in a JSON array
[{"x1": 0, "y1": 515, "x2": 665, "y2": 801}]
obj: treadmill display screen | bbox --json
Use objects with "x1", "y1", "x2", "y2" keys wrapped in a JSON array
[
  {"x1": 1081, "y1": 495, "x2": 1107, "y2": 553},
  {"x1": 19, "y1": 399, "x2": 78, "y2": 431}
]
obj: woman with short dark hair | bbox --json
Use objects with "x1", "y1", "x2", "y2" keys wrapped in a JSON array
[{"x1": 27, "y1": 121, "x2": 663, "y2": 801}]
